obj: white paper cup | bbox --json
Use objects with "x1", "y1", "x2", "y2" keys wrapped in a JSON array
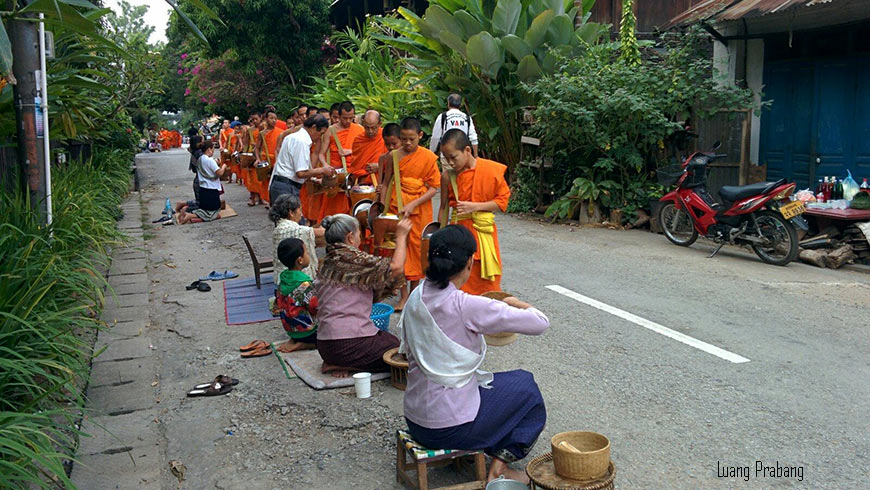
[{"x1": 353, "y1": 372, "x2": 372, "y2": 398}]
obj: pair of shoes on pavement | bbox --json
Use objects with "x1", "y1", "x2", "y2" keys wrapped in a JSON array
[{"x1": 187, "y1": 375, "x2": 239, "y2": 397}]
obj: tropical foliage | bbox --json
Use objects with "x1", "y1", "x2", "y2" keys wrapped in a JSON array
[
  {"x1": 374, "y1": 0, "x2": 609, "y2": 171},
  {"x1": 527, "y1": 28, "x2": 759, "y2": 221},
  {"x1": 163, "y1": 0, "x2": 332, "y2": 117},
  {"x1": 306, "y1": 21, "x2": 439, "y2": 126},
  {"x1": 0, "y1": 148, "x2": 132, "y2": 488}
]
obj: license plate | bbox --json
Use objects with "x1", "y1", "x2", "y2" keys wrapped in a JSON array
[{"x1": 779, "y1": 200, "x2": 805, "y2": 219}]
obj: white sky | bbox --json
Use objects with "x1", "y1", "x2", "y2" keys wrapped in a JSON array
[{"x1": 102, "y1": 0, "x2": 171, "y2": 44}]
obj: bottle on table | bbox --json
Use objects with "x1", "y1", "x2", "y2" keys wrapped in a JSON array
[
  {"x1": 832, "y1": 177, "x2": 840, "y2": 200},
  {"x1": 861, "y1": 178, "x2": 869, "y2": 190},
  {"x1": 823, "y1": 176, "x2": 831, "y2": 201}
]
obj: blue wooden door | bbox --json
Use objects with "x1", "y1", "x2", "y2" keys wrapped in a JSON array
[{"x1": 760, "y1": 57, "x2": 870, "y2": 188}]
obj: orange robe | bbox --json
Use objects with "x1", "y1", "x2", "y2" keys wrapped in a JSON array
[
  {"x1": 445, "y1": 159, "x2": 511, "y2": 295},
  {"x1": 385, "y1": 147, "x2": 441, "y2": 280},
  {"x1": 349, "y1": 129, "x2": 385, "y2": 185},
  {"x1": 318, "y1": 123, "x2": 364, "y2": 218},
  {"x1": 260, "y1": 128, "x2": 280, "y2": 203},
  {"x1": 275, "y1": 119, "x2": 287, "y2": 131},
  {"x1": 245, "y1": 128, "x2": 261, "y2": 196},
  {"x1": 228, "y1": 133, "x2": 240, "y2": 180}
]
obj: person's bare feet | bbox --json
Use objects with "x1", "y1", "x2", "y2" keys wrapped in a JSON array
[
  {"x1": 321, "y1": 362, "x2": 350, "y2": 378},
  {"x1": 276, "y1": 340, "x2": 316, "y2": 353},
  {"x1": 487, "y1": 457, "x2": 530, "y2": 485}
]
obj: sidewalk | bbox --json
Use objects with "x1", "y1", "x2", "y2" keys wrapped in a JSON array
[{"x1": 71, "y1": 192, "x2": 162, "y2": 489}]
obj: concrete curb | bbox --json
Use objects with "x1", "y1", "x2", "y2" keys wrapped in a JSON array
[{"x1": 71, "y1": 189, "x2": 163, "y2": 490}]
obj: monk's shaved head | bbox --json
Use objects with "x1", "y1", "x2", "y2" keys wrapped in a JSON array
[{"x1": 364, "y1": 110, "x2": 381, "y2": 124}]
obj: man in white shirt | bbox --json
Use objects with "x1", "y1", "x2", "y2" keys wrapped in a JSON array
[
  {"x1": 429, "y1": 93, "x2": 479, "y2": 157},
  {"x1": 269, "y1": 114, "x2": 335, "y2": 204}
]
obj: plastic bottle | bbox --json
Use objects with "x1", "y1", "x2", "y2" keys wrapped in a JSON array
[
  {"x1": 861, "y1": 178, "x2": 869, "y2": 190},
  {"x1": 823, "y1": 177, "x2": 831, "y2": 201},
  {"x1": 165, "y1": 198, "x2": 172, "y2": 215}
]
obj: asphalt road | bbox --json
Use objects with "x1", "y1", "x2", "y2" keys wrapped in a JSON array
[{"x1": 135, "y1": 148, "x2": 868, "y2": 489}]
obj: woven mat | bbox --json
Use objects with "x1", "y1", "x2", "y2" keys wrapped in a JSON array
[
  {"x1": 219, "y1": 203, "x2": 237, "y2": 219},
  {"x1": 223, "y1": 275, "x2": 277, "y2": 325},
  {"x1": 276, "y1": 349, "x2": 389, "y2": 390}
]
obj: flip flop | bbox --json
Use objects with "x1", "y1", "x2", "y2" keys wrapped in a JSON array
[
  {"x1": 222, "y1": 270, "x2": 238, "y2": 279},
  {"x1": 241, "y1": 347, "x2": 272, "y2": 358},
  {"x1": 152, "y1": 215, "x2": 171, "y2": 223},
  {"x1": 239, "y1": 340, "x2": 268, "y2": 351},
  {"x1": 193, "y1": 375, "x2": 239, "y2": 390},
  {"x1": 186, "y1": 280, "x2": 202, "y2": 290},
  {"x1": 187, "y1": 381, "x2": 233, "y2": 397},
  {"x1": 200, "y1": 271, "x2": 221, "y2": 281}
]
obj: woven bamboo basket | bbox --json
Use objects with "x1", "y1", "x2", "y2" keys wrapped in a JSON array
[
  {"x1": 526, "y1": 453, "x2": 615, "y2": 490},
  {"x1": 481, "y1": 291, "x2": 518, "y2": 346},
  {"x1": 382, "y1": 347, "x2": 408, "y2": 391},
  {"x1": 550, "y1": 432, "x2": 610, "y2": 481}
]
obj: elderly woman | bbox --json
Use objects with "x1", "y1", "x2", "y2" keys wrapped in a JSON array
[
  {"x1": 270, "y1": 194, "x2": 322, "y2": 283},
  {"x1": 398, "y1": 225, "x2": 550, "y2": 484},
  {"x1": 315, "y1": 214, "x2": 411, "y2": 378}
]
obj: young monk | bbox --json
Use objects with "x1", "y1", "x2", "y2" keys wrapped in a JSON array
[
  {"x1": 229, "y1": 121, "x2": 243, "y2": 184},
  {"x1": 379, "y1": 117, "x2": 441, "y2": 310},
  {"x1": 328, "y1": 103, "x2": 340, "y2": 126},
  {"x1": 316, "y1": 101, "x2": 363, "y2": 219},
  {"x1": 243, "y1": 113, "x2": 264, "y2": 206},
  {"x1": 399, "y1": 225, "x2": 549, "y2": 484},
  {"x1": 349, "y1": 110, "x2": 385, "y2": 185},
  {"x1": 438, "y1": 129, "x2": 510, "y2": 295},
  {"x1": 256, "y1": 111, "x2": 281, "y2": 206},
  {"x1": 368, "y1": 122, "x2": 402, "y2": 188},
  {"x1": 218, "y1": 119, "x2": 232, "y2": 153}
]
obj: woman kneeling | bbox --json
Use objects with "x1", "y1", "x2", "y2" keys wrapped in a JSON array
[
  {"x1": 315, "y1": 214, "x2": 411, "y2": 377},
  {"x1": 399, "y1": 225, "x2": 549, "y2": 484}
]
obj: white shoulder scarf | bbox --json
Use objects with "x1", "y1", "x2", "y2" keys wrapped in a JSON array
[{"x1": 397, "y1": 281, "x2": 493, "y2": 389}]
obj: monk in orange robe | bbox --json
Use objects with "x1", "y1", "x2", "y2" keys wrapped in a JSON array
[
  {"x1": 257, "y1": 111, "x2": 280, "y2": 206},
  {"x1": 379, "y1": 117, "x2": 441, "y2": 310},
  {"x1": 316, "y1": 101, "x2": 363, "y2": 219},
  {"x1": 370, "y1": 122, "x2": 401, "y2": 190},
  {"x1": 229, "y1": 123, "x2": 242, "y2": 184},
  {"x1": 438, "y1": 129, "x2": 510, "y2": 295},
  {"x1": 349, "y1": 110, "x2": 385, "y2": 186},
  {"x1": 244, "y1": 113, "x2": 264, "y2": 206}
]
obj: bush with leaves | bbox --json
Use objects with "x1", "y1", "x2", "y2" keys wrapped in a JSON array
[
  {"x1": 526, "y1": 27, "x2": 758, "y2": 222},
  {"x1": 305, "y1": 21, "x2": 439, "y2": 125}
]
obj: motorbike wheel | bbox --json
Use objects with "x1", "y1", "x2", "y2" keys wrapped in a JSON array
[
  {"x1": 659, "y1": 202, "x2": 698, "y2": 247},
  {"x1": 749, "y1": 210, "x2": 799, "y2": 266}
]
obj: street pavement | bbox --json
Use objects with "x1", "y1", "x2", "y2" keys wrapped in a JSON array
[{"x1": 74, "y1": 148, "x2": 869, "y2": 489}]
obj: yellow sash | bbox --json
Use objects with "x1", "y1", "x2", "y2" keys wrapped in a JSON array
[{"x1": 447, "y1": 170, "x2": 501, "y2": 281}]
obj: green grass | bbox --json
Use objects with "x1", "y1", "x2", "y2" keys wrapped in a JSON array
[{"x1": 0, "y1": 147, "x2": 132, "y2": 489}]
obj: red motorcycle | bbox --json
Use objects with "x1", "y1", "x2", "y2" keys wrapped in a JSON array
[{"x1": 657, "y1": 142, "x2": 807, "y2": 266}]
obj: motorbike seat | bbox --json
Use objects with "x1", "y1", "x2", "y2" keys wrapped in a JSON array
[{"x1": 718, "y1": 179, "x2": 786, "y2": 202}]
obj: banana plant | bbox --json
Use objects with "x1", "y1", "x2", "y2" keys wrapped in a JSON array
[{"x1": 373, "y1": 0, "x2": 608, "y2": 171}]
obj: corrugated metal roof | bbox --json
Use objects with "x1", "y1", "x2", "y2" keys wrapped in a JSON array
[{"x1": 668, "y1": 0, "x2": 837, "y2": 28}]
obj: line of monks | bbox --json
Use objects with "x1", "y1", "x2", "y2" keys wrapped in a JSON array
[{"x1": 217, "y1": 100, "x2": 511, "y2": 308}]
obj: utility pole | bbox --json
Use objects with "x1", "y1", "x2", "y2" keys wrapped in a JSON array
[{"x1": 8, "y1": 0, "x2": 48, "y2": 221}]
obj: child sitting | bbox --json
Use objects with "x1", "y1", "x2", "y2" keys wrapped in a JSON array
[{"x1": 275, "y1": 238, "x2": 318, "y2": 353}]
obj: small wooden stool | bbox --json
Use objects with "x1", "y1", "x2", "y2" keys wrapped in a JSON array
[{"x1": 396, "y1": 430, "x2": 487, "y2": 490}]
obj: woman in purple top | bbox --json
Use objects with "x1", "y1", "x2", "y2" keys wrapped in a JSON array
[
  {"x1": 314, "y1": 213, "x2": 412, "y2": 378},
  {"x1": 399, "y1": 225, "x2": 550, "y2": 484}
]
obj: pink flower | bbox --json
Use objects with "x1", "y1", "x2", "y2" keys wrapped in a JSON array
[
  {"x1": 177, "y1": 62, "x2": 182, "y2": 67},
  {"x1": 184, "y1": 67, "x2": 189, "y2": 73},
  {"x1": 201, "y1": 97, "x2": 207, "y2": 103},
  {"x1": 177, "y1": 69, "x2": 183, "y2": 75},
  {"x1": 192, "y1": 65, "x2": 200, "y2": 75},
  {"x1": 210, "y1": 97, "x2": 216, "y2": 104},
  {"x1": 184, "y1": 88, "x2": 191, "y2": 96},
  {"x1": 181, "y1": 53, "x2": 188, "y2": 60}
]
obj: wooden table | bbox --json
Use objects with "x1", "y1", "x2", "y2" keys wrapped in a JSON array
[{"x1": 804, "y1": 208, "x2": 870, "y2": 221}]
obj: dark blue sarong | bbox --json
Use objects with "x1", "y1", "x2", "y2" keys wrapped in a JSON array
[{"x1": 405, "y1": 370, "x2": 546, "y2": 463}]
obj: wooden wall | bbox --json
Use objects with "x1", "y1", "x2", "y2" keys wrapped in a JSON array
[{"x1": 582, "y1": 0, "x2": 704, "y2": 34}]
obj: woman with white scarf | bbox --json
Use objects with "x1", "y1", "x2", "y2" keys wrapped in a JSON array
[{"x1": 398, "y1": 225, "x2": 549, "y2": 484}]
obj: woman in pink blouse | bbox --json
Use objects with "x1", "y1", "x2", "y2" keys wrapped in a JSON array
[
  {"x1": 314, "y1": 214, "x2": 411, "y2": 378},
  {"x1": 398, "y1": 225, "x2": 550, "y2": 484}
]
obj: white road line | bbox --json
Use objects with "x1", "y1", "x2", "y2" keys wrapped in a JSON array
[{"x1": 546, "y1": 285, "x2": 750, "y2": 364}]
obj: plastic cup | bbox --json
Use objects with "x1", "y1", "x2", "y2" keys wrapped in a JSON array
[{"x1": 353, "y1": 372, "x2": 372, "y2": 399}]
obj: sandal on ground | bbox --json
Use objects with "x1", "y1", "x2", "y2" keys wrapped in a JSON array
[
  {"x1": 186, "y1": 381, "x2": 233, "y2": 397},
  {"x1": 186, "y1": 280, "x2": 211, "y2": 292},
  {"x1": 200, "y1": 270, "x2": 239, "y2": 281},
  {"x1": 193, "y1": 375, "x2": 239, "y2": 390},
  {"x1": 239, "y1": 340, "x2": 268, "y2": 351},
  {"x1": 240, "y1": 346, "x2": 272, "y2": 358}
]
